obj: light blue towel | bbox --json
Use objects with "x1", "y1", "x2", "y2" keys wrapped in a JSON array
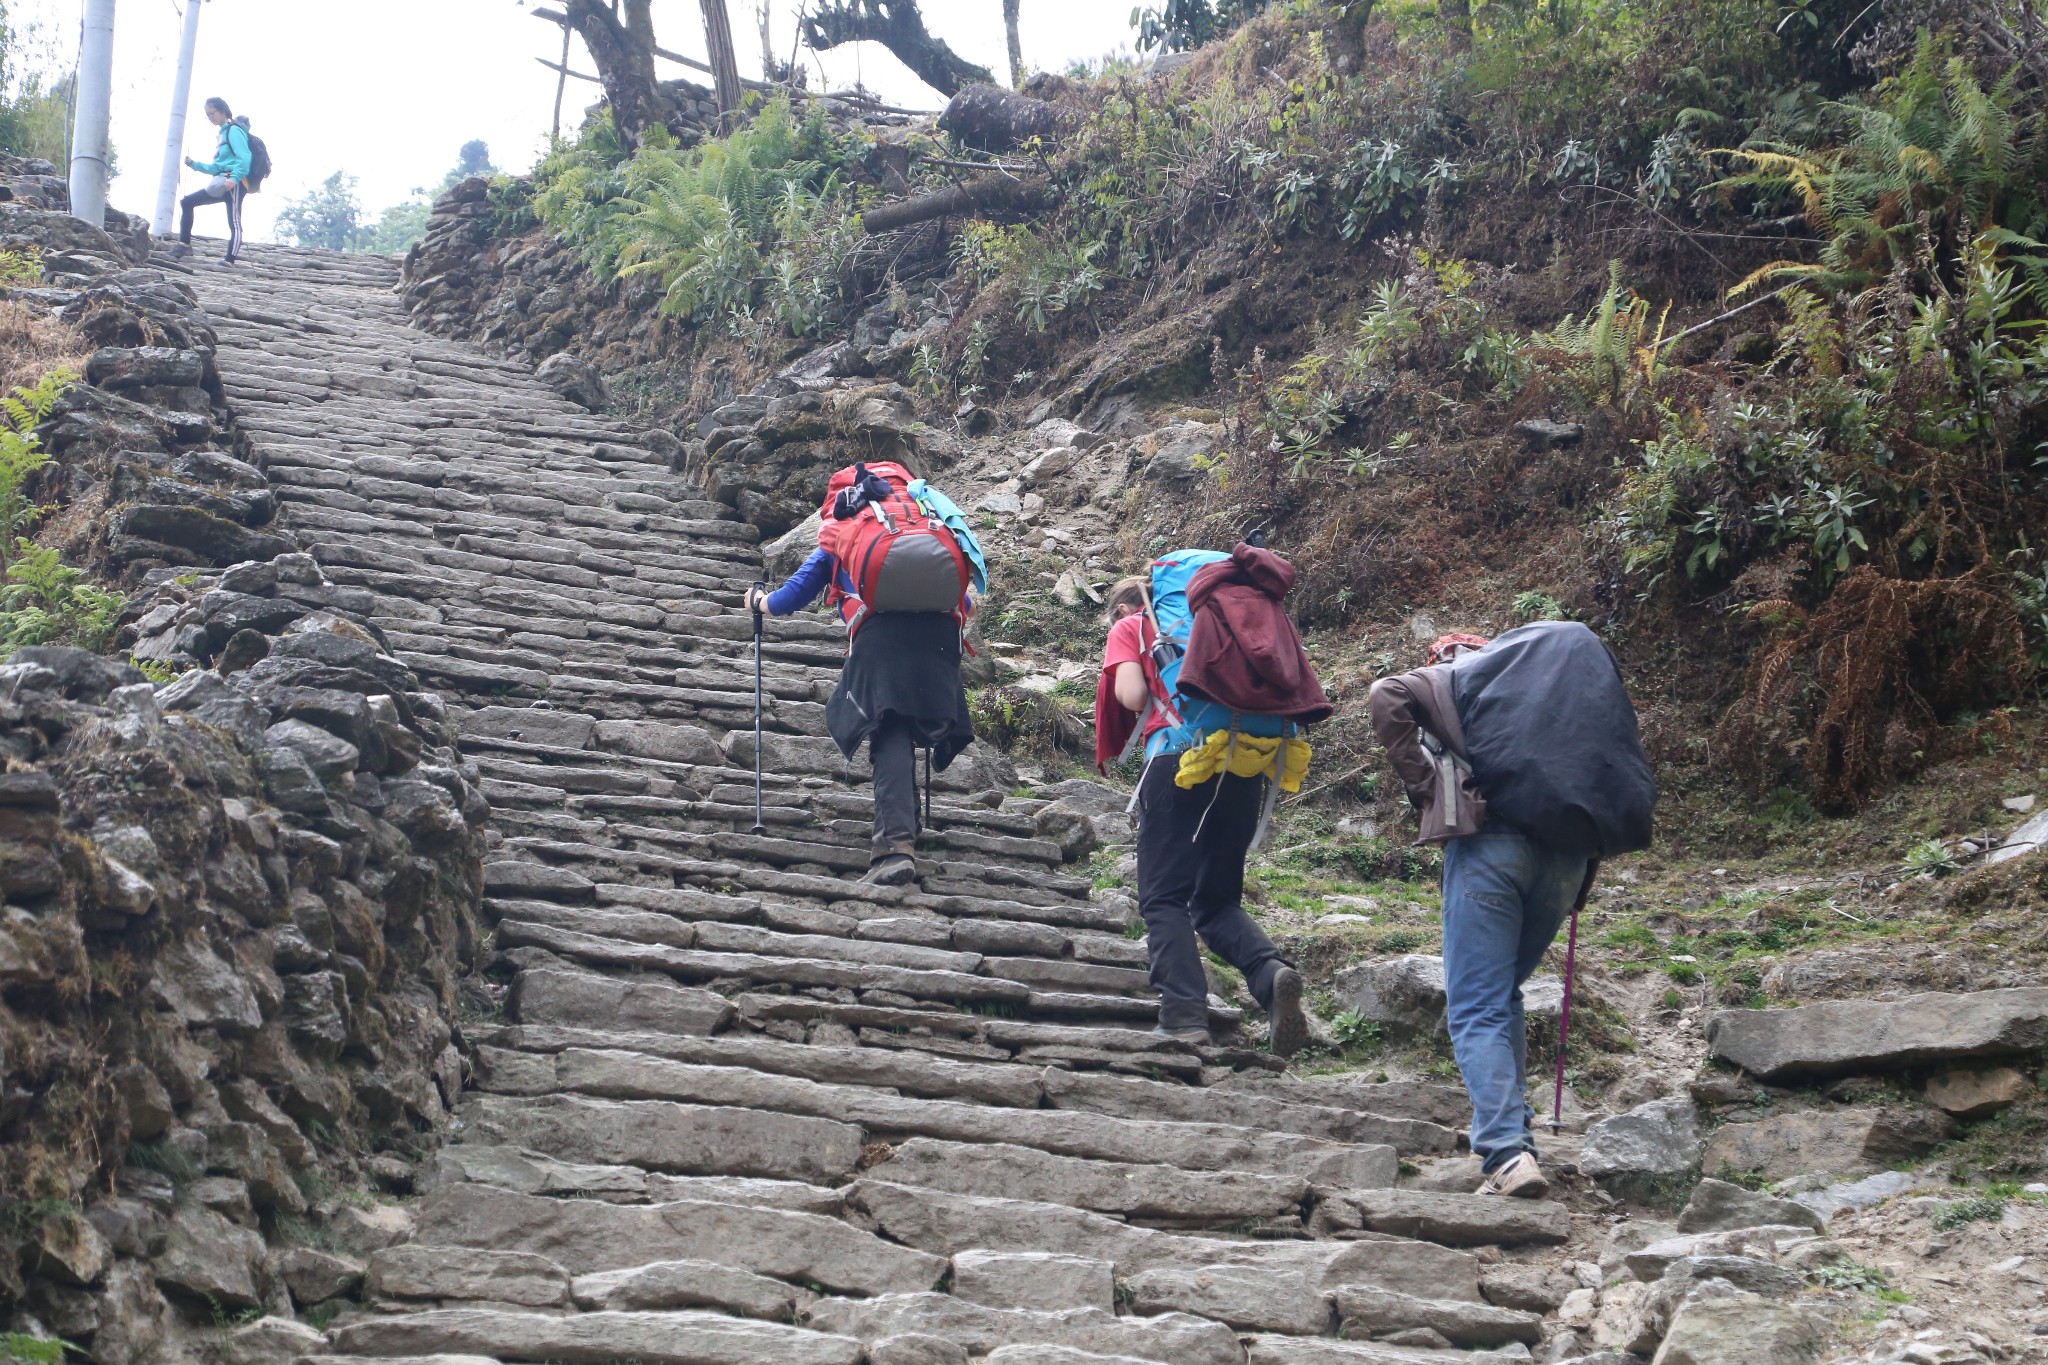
[{"x1": 907, "y1": 480, "x2": 988, "y2": 595}]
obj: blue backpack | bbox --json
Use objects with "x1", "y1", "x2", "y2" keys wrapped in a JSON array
[{"x1": 1130, "y1": 549, "x2": 1294, "y2": 763}]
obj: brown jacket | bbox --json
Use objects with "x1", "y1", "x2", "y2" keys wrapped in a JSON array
[{"x1": 1369, "y1": 663, "x2": 1488, "y2": 845}]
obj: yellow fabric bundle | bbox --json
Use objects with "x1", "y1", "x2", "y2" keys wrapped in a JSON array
[{"x1": 1173, "y1": 730, "x2": 1312, "y2": 792}]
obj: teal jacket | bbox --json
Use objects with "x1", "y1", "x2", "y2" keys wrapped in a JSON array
[{"x1": 189, "y1": 122, "x2": 251, "y2": 183}]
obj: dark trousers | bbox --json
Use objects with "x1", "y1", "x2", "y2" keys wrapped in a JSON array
[
  {"x1": 869, "y1": 717, "x2": 920, "y2": 860},
  {"x1": 1135, "y1": 757, "x2": 1289, "y2": 1030},
  {"x1": 180, "y1": 181, "x2": 245, "y2": 257}
]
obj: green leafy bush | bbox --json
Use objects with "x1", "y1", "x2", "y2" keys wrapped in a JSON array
[
  {"x1": 533, "y1": 98, "x2": 853, "y2": 329},
  {"x1": 1, "y1": 542, "x2": 123, "y2": 652}
]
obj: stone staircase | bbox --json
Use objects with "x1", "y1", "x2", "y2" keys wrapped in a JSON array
[{"x1": 175, "y1": 242, "x2": 1565, "y2": 1365}]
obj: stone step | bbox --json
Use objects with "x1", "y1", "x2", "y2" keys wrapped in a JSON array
[
  {"x1": 802, "y1": 1294, "x2": 1241, "y2": 1365},
  {"x1": 325, "y1": 1308, "x2": 864, "y2": 1365},
  {"x1": 473, "y1": 1024, "x2": 1044, "y2": 1107},
  {"x1": 466, "y1": 1053, "x2": 1394, "y2": 1183},
  {"x1": 847, "y1": 1180, "x2": 1482, "y2": 1301},
  {"x1": 419, "y1": 1145, "x2": 847, "y2": 1215},
  {"x1": 493, "y1": 919, "x2": 1032, "y2": 1006},
  {"x1": 408, "y1": 1183, "x2": 945, "y2": 1295},
  {"x1": 869, "y1": 1136, "x2": 1308, "y2": 1224}
]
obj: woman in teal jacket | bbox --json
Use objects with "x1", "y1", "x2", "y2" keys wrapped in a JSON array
[{"x1": 176, "y1": 97, "x2": 250, "y2": 264}]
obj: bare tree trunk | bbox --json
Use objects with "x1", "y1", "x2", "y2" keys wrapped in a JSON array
[
  {"x1": 553, "y1": 0, "x2": 677, "y2": 148},
  {"x1": 701, "y1": 0, "x2": 746, "y2": 116},
  {"x1": 802, "y1": 0, "x2": 995, "y2": 98},
  {"x1": 1440, "y1": 0, "x2": 1472, "y2": 53},
  {"x1": 757, "y1": 0, "x2": 778, "y2": 80},
  {"x1": 623, "y1": 0, "x2": 660, "y2": 88},
  {"x1": 1002, "y1": 0, "x2": 1023, "y2": 88}
]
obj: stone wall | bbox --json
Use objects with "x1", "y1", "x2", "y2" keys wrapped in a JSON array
[{"x1": 1, "y1": 198, "x2": 489, "y2": 1359}]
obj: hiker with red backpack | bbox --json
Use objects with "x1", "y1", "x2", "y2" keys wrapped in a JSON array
[
  {"x1": 745, "y1": 461, "x2": 985, "y2": 886},
  {"x1": 1370, "y1": 623, "x2": 1656, "y2": 1197},
  {"x1": 1095, "y1": 542, "x2": 1329, "y2": 1056}
]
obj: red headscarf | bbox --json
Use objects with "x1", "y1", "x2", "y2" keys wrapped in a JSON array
[{"x1": 1427, "y1": 633, "x2": 1491, "y2": 666}]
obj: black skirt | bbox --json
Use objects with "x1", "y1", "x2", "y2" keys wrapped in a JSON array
[{"x1": 825, "y1": 611, "x2": 974, "y2": 768}]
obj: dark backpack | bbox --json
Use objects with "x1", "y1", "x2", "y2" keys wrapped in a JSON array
[
  {"x1": 1449, "y1": 620, "x2": 1657, "y2": 857},
  {"x1": 233, "y1": 119, "x2": 272, "y2": 191}
]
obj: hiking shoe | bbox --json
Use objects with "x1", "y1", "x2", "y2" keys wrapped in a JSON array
[
  {"x1": 1268, "y1": 965, "x2": 1308, "y2": 1059},
  {"x1": 861, "y1": 853, "x2": 917, "y2": 887},
  {"x1": 166, "y1": 242, "x2": 190, "y2": 259},
  {"x1": 1153, "y1": 1025, "x2": 1211, "y2": 1045},
  {"x1": 1476, "y1": 1150, "x2": 1549, "y2": 1199}
]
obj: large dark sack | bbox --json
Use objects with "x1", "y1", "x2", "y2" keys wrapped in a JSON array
[{"x1": 1449, "y1": 620, "x2": 1656, "y2": 856}]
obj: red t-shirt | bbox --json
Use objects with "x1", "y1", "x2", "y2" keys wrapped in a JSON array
[{"x1": 1103, "y1": 614, "x2": 1175, "y2": 745}]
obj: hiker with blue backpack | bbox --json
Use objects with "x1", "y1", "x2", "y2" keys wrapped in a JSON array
[
  {"x1": 174, "y1": 98, "x2": 270, "y2": 265},
  {"x1": 1095, "y1": 543, "x2": 1330, "y2": 1056},
  {"x1": 1370, "y1": 623, "x2": 1656, "y2": 1197},
  {"x1": 745, "y1": 461, "x2": 985, "y2": 887}
]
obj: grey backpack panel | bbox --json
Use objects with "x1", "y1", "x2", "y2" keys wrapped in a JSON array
[{"x1": 867, "y1": 533, "x2": 965, "y2": 613}]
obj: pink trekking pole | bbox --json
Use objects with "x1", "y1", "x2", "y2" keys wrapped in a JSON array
[{"x1": 1550, "y1": 902, "x2": 1581, "y2": 1135}]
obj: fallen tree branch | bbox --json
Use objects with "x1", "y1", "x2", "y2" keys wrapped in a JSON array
[
  {"x1": 859, "y1": 175, "x2": 1051, "y2": 234},
  {"x1": 801, "y1": 0, "x2": 994, "y2": 98},
  {"x1": 536, "y1": 57, "x2": 602, "y2": 84}
]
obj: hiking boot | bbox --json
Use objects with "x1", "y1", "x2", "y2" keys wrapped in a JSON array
[
  {"x1": 166, "y1": 242, "x2": 190, "y2": 259},
  {"x1": 1152, "y1": 1025, "x2": 1211, "y2": 1045},
  {"x1": 1267, "y1": 965, "x2": 1308, "y2": 1059},
  {"x1": 861, "y1": 853, "x2": 917, "y2": 887},
  {"x1": 1476, "y1": 1150, "x2": 1549, "y2": 1199}
]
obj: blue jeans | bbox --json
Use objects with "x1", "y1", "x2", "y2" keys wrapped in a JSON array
[{"x1": 1441, "y1": 826, "x2": 1589, "y2": 1172}]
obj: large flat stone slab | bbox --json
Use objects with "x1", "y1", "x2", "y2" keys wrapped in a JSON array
[
  {"x1": 1332, "y1": 1284, "x2": 1543, "y2": 1348},
  {"x1": 1125, "y1": 1264, "x2": 1334, "y2": 1335},
  {"x1": 849, "y1": 1180, "x2": 1480, "y2": 1301},
  {"x1": 1700, "y1": 1107, "x2": 1954, "y2": 1182},
  {"x1": 1041, "y1": 1068, "x2": 1452, "y2": 1153},
  {"x1": 507, "y1": 967, "x2": 733, "y2": 1035},
  {"x1": 458, "y1": 1092, "x2": 863, "y2": 1184},
  {"x1": 874, "y1": 1137, "x2": 1307, "y2": 1221},
  {"x1": 570, "y1": 1259, "x2": 801, "y2": 1318},
  {"x1": 409, "y1": 1185, "x2": 943, "y2": 1296},
  {"x1": 328, "y1": 1309, "x2": 862, "y2": 1364},
  {"x1": 1316, "y1": 1188, "x2": 1571, "y2": 1247},
  {"x1": 1705, "y1": 988, "x2": 2048, "y2": 1082},
  {"x1": 804, "y1": 1293, "x2": 1242, "y2": 1365},
  {"x1": 365, "y1": 1246, "x2": 569, "y2": 1307}
]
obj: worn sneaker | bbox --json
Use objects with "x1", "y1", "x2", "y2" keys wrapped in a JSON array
[
  {"x1": 1152, "y1": 1025, "x2": 1211, "y2": 1045},
  {"x1": 1476, "y1": 1150, "x2": 1549, "y2": 1199},
  {"x1": 1268, "y1": 965, "x2": 1309, "y2": 1059},
  {"x1": 861, "y1": 853, "x2": 917, "y2": 887}
]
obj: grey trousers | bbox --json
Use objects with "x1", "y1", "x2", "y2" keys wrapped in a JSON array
[{"x1": 869, "y1": 717, "x2": 919, "y2": 859}]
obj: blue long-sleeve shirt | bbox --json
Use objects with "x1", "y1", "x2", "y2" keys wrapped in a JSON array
[
  {"x1": 764, "y1": 548, "x2": 848, "y2": 616},
  {"x1": 190, "y1": 122, "x2": 252, "y2": 183}
]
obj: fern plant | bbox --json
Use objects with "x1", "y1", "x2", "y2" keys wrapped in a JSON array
[
  {"x1": 0, "y1": 368, "x2": 73, "y2": 575},
  {"x1": 0, "y1": 541, "x2": 124, "y2": 653},
  {"x1": 1718, "y1": 37, "x2": 2048, "y2": 301}
]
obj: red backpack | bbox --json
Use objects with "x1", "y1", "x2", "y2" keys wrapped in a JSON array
[{"x1": 816, "y1": 461, "x2": 972, "y2": 638}]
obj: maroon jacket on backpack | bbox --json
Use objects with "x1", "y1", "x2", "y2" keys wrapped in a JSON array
[{"x1": 1178, "y1": 543, "x2": 1333, "y2": 723}]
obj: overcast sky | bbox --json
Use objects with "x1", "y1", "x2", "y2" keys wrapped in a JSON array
[{"x1": 10, "y1": 0, "x2": 1138, "y2": 244}]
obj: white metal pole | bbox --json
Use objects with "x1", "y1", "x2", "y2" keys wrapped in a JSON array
[
  {"x1": 152, "y1": 0, "x2": 204, "y2": 236},
  {"x1": 68, "y1": 0, "x2": 117, "y2": 228}
]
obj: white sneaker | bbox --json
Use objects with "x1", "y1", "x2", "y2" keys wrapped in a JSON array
[{"x1": 1476, "y1": 1150, "x2": 1549, "y2": 1198}]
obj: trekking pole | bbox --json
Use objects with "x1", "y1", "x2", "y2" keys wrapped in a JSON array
[
  {"x1": 750, "y1": 581, "x2": 767, "y2": 836},
  {"x1": 1550, "y1": 901, "x2": 1582, "y2": 1135}
]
